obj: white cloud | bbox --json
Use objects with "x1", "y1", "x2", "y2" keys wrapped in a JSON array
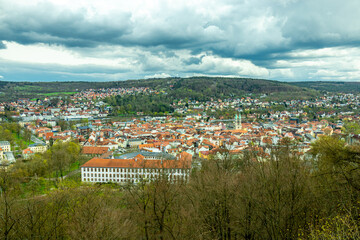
[
  {"x1": 271, "y1": 47, "x2": 360, "y2": 81},
  {"x1": 270, "y1": 68, "x2": 294, "y2": 78},
  {"x1": 1, "y1": 0, "x2": 360, "y2": 81},
  {"x1": 145, "y1": 73, "x2": 172, "y2": 79},
  {"x1": 0, "y1": 41, "x2": 123, "y2": 67},
  {"x1": 187, "y1": 55, "x2": 269, "y2": 77}
]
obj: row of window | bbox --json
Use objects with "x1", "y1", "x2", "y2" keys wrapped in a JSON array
[
  {"x1": 83, "y1": 172, "x2": 186, "y2": 178},
  {"x1": 82, "y1": 167, "x2": 189, "y2": 174},
  {"x1": 83, "y1": 174, "x2": 188, "y2": 183}
]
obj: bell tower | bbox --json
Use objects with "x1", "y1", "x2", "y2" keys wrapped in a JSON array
[{"x1": 234, "y1": 112, "x2": 242, "y2": 129}]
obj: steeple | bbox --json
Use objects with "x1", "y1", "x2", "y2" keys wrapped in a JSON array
[
  {"x1": 238, "y1": 112, "x2": 242, "y2": 129},
  {"x1": 234, "y1": 112, "x2": 242, "y2": 130}
]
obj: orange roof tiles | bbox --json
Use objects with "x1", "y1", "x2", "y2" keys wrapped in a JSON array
[
  {"x1": 82, "y1": 146, "x2": 109, "y2": 155},
  {"x1": 81, "y1": 157, "x2": 191, "y2": 169}
]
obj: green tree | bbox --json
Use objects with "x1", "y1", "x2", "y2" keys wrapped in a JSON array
[
  {"x1": 342, "y1": 120, "x2": 360, "y2": 135},
  {"x1": 48, "y1": 141, "x2": 81, "y2": 178},
  {"x1": 0, "y1": 169, "x2": 21, "y2": 240}
]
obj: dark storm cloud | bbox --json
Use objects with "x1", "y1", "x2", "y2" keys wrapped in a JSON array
[
  {"x1": 0, "y1": 2, "x2": 133, "y2": 47},
  {"x1": 1, "y1": 0, "x2": 360, "y2": 81},
  {"x1": 2, "y1": 0, "x2": 359, "y2": 60},
  {"x1": 281, "y1": 0, "x2": 360, "y2": 46},
  {"x1": 183, "y1": 56, "x2": 205, "y2": 65}
]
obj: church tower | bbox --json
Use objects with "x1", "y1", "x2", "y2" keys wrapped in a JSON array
[{"x1": 234, "y1": 112, "x2": 242, "y2": 129}]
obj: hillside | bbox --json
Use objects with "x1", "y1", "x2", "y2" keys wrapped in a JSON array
[
  {"x1": 291, "y1": 81, "x2": 360, "y2": 93},
  {"x1": 0, "y1": 77, "x2": 318, "y2": 102},
  {"x1": 119, "y1": 77, "x2": 317, "y2": 101}
]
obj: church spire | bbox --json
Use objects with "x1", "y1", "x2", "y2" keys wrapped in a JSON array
[{"x1": 234, "y1": 112, "x2": 242, "y2": 130}]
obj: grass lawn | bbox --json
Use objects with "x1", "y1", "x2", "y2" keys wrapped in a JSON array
[{"x1": 21, "y1": 178, "x2": 57, "y2": 198}]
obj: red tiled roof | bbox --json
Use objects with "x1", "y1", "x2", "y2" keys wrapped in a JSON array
[
  {"x1": 81, "y1": 157, "x2": 191, "y2": 169},
  {"x1": 82, "y1": 146, "x2": 109, "y2": 155},
  {"x1": 23, "y1": 148, "x2": 34, "y2": 154}
]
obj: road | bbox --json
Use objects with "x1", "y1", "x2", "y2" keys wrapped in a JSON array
[{"x1": 31, "y1": 135, "x2": 46, "y2": 144}]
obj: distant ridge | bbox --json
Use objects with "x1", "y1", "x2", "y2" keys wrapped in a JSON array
[
  {"x1": 0, "y1": 77, "x2": 318, "y2": 101},
  {"x1": 290, "y1": 81, "x2": 360, "y2": 93}
]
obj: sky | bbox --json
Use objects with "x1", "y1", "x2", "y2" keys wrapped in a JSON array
[{"x1": 0, "y1": 0, "x2": 360, "y2": 82}]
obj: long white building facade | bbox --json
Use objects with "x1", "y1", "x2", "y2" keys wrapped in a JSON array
[{"x1": 81, "y1": 152, "x2": 192, "y2": 183}]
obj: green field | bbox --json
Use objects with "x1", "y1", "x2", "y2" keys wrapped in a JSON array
[{"x1": 42, "y1": 92, "x2": 77, "y2": 96}]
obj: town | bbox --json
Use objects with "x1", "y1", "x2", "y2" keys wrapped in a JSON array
[
  {"x1": 2, "y1": 0, "x2": 359, "y2": 237},
  {"x1": 1, "y1": 86, "x2": 359, "y2": 184}
]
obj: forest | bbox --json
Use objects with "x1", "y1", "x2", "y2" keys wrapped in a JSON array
[
  {"x1": 0, "y1": 77, "x2": 319, "y2": 102},
  {"x1": 292, "y1": 81, "x2": 360, "y2": 93},
  {"x1": 0, "y1": 135, "x2": 359, "y2": 239},
  {"x1": 105, "y1": 93, "x2": 174, "y2": 115}
]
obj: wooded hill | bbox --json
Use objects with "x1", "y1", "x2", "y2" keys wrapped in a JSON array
[
  {"x1": 0, "y1": 77, "x2": 318, "y2": 101},
  {"x1": 291, "y1": 81, "x2": 360, "y2": 93},
  {"x1": 119, "y1": 77, "x2": 318, "y2": 101}
]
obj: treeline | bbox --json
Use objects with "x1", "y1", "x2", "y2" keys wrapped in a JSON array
[
  {"x1": 117, "y1": 77, "x2": 316, "y2": 101},
  {"x1": 167, "y1": 77, "x2": 311, "y2": 101},
  {"x1": 0, "y1": 137, "x2": 359, "y2": 239},
  {"x1": 106, "y1": 93, "x2": 174, "y2": 115},
  {"x1": 292, "y1": 81, "x2": 360, "y2": 93},
  {"x1": 0, "y1": 77, "x2": 319, "y2": 102}
]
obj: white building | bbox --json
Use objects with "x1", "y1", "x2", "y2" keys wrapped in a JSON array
[
  {"x1": 0, "y1": 148, "x2": 3, "y2": 160},
  {"x1": 28, "y1": 143, "x2": 47, "y2": 153},
  {"x1": 0, "y1": 141, "x2": 15, "y2": 164},
  {"x1": 0, "y1": 141, "x2": 11, "y2": 152},
  {"x1": 81, "y1": 152, "x2": 192, "y2": 184}
]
